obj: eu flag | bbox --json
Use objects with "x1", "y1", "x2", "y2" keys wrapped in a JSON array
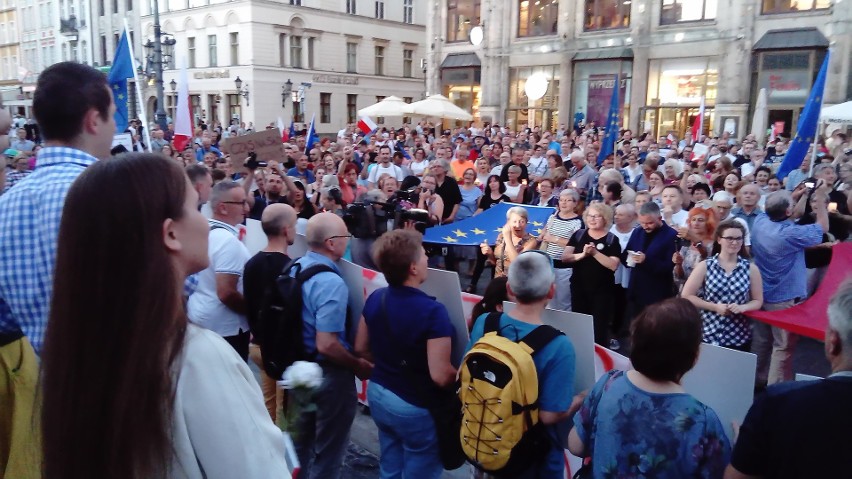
[
  {"x1": 596, "y1": 75, "x2": 620, "y2": 166},
  {"x1": 422, "y1": 202, "x2": 555, "y2": 246},
  {"x1": 288, "y1": 120, "x2": 296, "y2": 141},
  {"x1": 108, "y1": 31, "x2": 134, "y2": 133},
  {"x1": 776, "y1": 52, "x2": 830, "y2": 181},
  {"x1": 304, "y1": 113, "x2": 319, "y2": 154}
]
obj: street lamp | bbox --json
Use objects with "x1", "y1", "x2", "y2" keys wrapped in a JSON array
[
  {"x1": 282, "y1": 79, "x2": 293, "y2": 108},
  {"x1": 235, "y1": 76, "x2": 250, "y2": 106},
  {"x1": 143, "y1": 0, "x2": 176, "y2": 132}
]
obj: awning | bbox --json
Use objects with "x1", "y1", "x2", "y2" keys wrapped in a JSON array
[
  {"x1": 440, "y1": 53, "x2": 481, "y2": 69},
  {"x1": 573, "y1": 48, "x2": 634, "y2": 61},
  {"x1": 753, "y1": 27, "x2": 829, "y2": 51}
]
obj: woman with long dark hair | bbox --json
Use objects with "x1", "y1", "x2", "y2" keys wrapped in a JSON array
[{"x1": 41, "y1": 154, "x2": 290, "y2": 479}]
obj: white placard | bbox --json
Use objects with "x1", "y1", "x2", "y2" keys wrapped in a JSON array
[
  {"x1": 243, "y1": 218, "x2": 268, "y2": 256},
  {"x1": 338, "y1": 259, "x2": 367, "y2": 342},
  {"x1": 420, "y1": 267, "x2": 472, "y2": 367},
  {"x1": 658, "y1": 148, "x2": 673, "y2": 159},
  {"x1": 289, "y1": 233, "x2": 308, "y2": 259},
  {"x1": 112, "y1": 132, "x2": 133, "y2": 152},
  {"x1": 795, "y1": 373, "x2": 822, "y2": 381},
  {"x1": 502, "y1": 302, "x2": 596, "y2": 393},
  {"x1": 681, "y1": 344, "x2": 756, "y2": 442},
  {"x1": 692, "y1": 142, "x2": 709, "y2": 158}
]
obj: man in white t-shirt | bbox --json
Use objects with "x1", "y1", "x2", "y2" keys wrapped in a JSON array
[
  {"x1": 367, "y1": 144, "x2": 403, "y2": 189},
  {"x1": 661, "y1": 184, "x2": 688, "y2": 228},
  {"x1": 187, "y1": 181, "x2": 252, "y2": 360}
]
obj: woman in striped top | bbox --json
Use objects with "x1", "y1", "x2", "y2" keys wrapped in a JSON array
[{"x1": 538, "y1": 188, "x2": 584, "y2": 311}]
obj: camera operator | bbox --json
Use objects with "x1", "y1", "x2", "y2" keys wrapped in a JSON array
[{"x1": 348, "y1": 189, "x2": 389, "y2": 270}]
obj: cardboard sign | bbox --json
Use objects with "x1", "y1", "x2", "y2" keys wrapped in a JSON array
[
  {"x1": 692, "y1": 142, "x2": 709, "y2": 158},
  {"x1": 243, "y1": 218, "x2": 268, "y2": 256},
  {"x1": 681, "y1": 344, "x2": 756, "y2": 442},
  {"x1": 502, "y1": 302, "x2": 596, "y2": 393},
  {"x1": 221, "y1": 129, "x2": 286, "y2": 163}
]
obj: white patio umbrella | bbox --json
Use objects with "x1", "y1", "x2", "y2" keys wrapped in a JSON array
[
  {"x1": 408, "y1": 94, "x2": 474, "y2": 121},
  {"x1": 357, "y1": 96, "x2": 413, "y2": 117},
  {"x1": 820, "y1": 101, "x2": 852, "y2": 124},
  {"x1": 750, "y1": 88, "x2": 768, "y2": 146}
]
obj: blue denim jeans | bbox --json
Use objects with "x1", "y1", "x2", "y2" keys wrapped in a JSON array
[{"x1": 367, "y1": 382, "x2": 443, "y2": 479}]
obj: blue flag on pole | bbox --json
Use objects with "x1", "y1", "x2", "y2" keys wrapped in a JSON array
[
  {"x1": 596, "y1": 75, "x2": 620, "y2": 167},
  {"x1": 304, "y1": 114, "x2": 319, "y2": 154},
  {"x1": 776, "y1": 52, "x2": 830, "y2": 181},
  {"x1": 288, "y1": 120, "x2": 296, "y2": 141},
  {"x1": 107, "y1": 31, "x2": 134, "y2": 133},
  {"x1": 422, "y1": 203, "x2": 555, "y2": 246}
]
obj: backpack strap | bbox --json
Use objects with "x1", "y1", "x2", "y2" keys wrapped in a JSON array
[
  {"x1": 298, "y1": 263, "x2": 336, "y2": 282},
  {"x1": 570, "y1": 228, "x2": 587, "y2": 246},
  {"x1": 519, "y1": 325, "x2": 562, "y2": 355},
  {"x1": 483, "y1": 311, "x2": 502, "y2": 335}
]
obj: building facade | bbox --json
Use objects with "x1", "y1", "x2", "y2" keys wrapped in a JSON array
[
  {"x1": 0, "y1": 0, "x2": 22, "y2": 110},
  {"x1": 139, "y1": 0, "x2": 427, "y2": 135},
  {"x1": 427, "y1": 0, "x2": 852, "y2": 139}
]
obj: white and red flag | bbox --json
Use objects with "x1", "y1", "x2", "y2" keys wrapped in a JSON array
[{"x1": 172, "y1": 60, "x2": 193, "y2": 152}]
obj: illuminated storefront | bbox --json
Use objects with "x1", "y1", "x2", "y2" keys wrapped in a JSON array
[
  {"x1": 571, "y1": 53, "x2": 632, "y2": 130},
  {"x1": 441, "y1": 53, "x2": 481, "y2": 126},
  {"x1": 507, "y1": 65, "x2": 560, "y2": 130},
  {"x1": 641, "y1": 58, "x2": 717, "y2": 139}
]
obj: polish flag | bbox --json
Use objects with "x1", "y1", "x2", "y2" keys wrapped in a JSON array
[
  {"x1": 357, "y1": 116, "x2": 377, "y2": 135},
  {"x1": 691, "y1": 96, "x2": 705, "y2": 142},
  {"x1": 172, "y1": 60, "x2": 193, "y2": 153}
]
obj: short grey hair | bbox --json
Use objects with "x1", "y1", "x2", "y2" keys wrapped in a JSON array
[
  {"x1": 638, "y1": 201, "x2": 661, "y2": 217},
  {"x1": 814, "y1": 163, "x2": 834, "y2": 176},
  {"x1": 506, "y1": 206, "x2": 528, "y2": 221},
  {"x1": 507, "y1": 164, "x2": 521, "y2": 174},
  {"x1": 764, "y1": 190, "x2": 793, "y2": 221},
  {"x1": 828, "y1": 280, "x2": 852, "y2": 352},
  {"x1": 569, "y1": 150, "x2": 585, "y2": 162},
  {"x1": 431, "y1": 158, "x2": 450, "y2": 171},
  {"x1": 508, "y1": 252, "x2": 555, "y2": 304},
  {"x1": 560, "y1": 188, "x2": 580, "y2": 202},
  {"x1": 615, "y1": 203, "x2": 637, "y2": 217},
  {"x1": 209, "y1": 180, "x2": 242, "y2": 209}
]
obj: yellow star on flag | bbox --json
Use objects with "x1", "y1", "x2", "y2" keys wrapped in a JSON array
[
  {"x1": 494, "y1": 228, "x2": 503, "y2": 232},
  {"x1": 117, "y1": 93, "x2": 125, "y2": 100},
  {"x1": 113, "y1": 84, "x2": 121, "y2": 90},
  {"x1": 471, "y1": 228, "x2": 486, "y2": 235},
  {"x1": 442, "y1": 236, "x2": 458, "y2": 243},
  {"x1": 453, "y1": 229, "x2": 468, "y2": 238},
  {"x1": 531, "y1": 221, "x2": 543, "y2": 227},
  {"x1": 535, "y1": 228, "x2": 543, "y2": 234}
]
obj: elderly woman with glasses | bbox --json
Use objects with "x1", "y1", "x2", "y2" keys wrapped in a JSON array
[
  {"x1": 481, "y1": 206, "x2": 538, "y2": 278},
  {"x1": 562, "y1": 202, "x2": 621, "y2": 346},
  {"x1": 681, "y1": 220, "x2": 763, "y2": 351}
]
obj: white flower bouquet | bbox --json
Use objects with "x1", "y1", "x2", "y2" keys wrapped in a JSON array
[{"x1": 276, "y1": 361, "x2": 324, "y2": 441}]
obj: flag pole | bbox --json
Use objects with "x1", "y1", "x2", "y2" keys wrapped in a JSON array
[
  {"x1": 124, "y1": 18, "x2": 153, "y2": 152},
  {"x1": 808, "y1": 51, "x2": 830, "y2": 178}
]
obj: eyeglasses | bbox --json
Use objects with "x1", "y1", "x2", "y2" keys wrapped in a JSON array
[
  {"x1": 720, "y1": 236, "x2": 744, "y2": 242},
  {"x1": 587, "y1": 214, "x2": 603, "y2": 219},
  {"x1": 325, "y1": 234, "x2": 352, "y2": 242},
  {"x1": 223, "y1": 200, "x2": 248, "y2": 206}
]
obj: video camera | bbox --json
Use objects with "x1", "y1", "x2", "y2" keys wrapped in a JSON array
[{"x1": 343, "y1": 188, "x2": 431, "y2": 237}]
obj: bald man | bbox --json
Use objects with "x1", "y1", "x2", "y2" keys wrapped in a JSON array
[
  {"x1": 243, "y1": 203, "x2": 298, "y2": 420},
  {"x1": 292, "y1": 212, "x2": 372, "y2": 479}
]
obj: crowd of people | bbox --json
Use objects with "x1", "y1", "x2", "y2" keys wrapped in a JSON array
[{"x1": 1, "y1": 60, "x2": 851, "y2": 479}]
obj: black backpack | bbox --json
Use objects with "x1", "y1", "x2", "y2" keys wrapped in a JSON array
[{"x1": 258, "y1": 258, "x2": 337, "y2": 379}]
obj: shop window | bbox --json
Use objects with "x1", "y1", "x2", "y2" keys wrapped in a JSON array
[
  {"x1": 761, "y1": 0, "x2": 830, "y2": 14},
  {"x1": 447, "y1": 0, "x2": 481, "y2": 43},
  {"x1": 584, "y1": 0, "x2": 631, "y2": 31},
  {"x1": 507, "y1": 65, "x2": 559, "y2": 130},
  {"x1": 572, "y1": 60, "x2": 632, "y2": 129},
  {"x1": 660, "y1": 0, "x2": 717, "y2": 24},
  {"x1": 518, "y1": 0, "x2": 558, "y2": 38}
]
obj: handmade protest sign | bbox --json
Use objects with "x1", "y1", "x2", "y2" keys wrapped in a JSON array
[{"x1": 221, "y1": 129, "x2": 286, "y2": 163}]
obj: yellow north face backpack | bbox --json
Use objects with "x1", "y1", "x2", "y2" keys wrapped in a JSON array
[{"x1": 459, "y1": 312, "x2": 562, "y2": 476}]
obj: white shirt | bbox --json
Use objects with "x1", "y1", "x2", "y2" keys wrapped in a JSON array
[
  {"x1": 489, "y1": 165, "x2": 505, "y2": 177},
  {"x1": 367, "y1": 163, "x2": 404, "y2": 184},
  {"x1": 610, "y1": 225, "x2": 636, "y2": 288},
  {"x1": 668, "y1": 209, "x2": 689, "y2": 228},
  {"x1": 169, "y1": 325, "x2": 292, "y2": 478},
  {"x1": 528, "y1": 156, "x2": 548, "y2": 178},
  {"x1": 187, "y1": 219, "x2": 251, "y2": 337},
  {"x1": 410, "y1": 159, "x2": 430, "y2": 177}
]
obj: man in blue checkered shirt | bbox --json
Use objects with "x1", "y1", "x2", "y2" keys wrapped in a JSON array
[{"x1": 0, "y1": 62, "x2": 115, "y2": 477}]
